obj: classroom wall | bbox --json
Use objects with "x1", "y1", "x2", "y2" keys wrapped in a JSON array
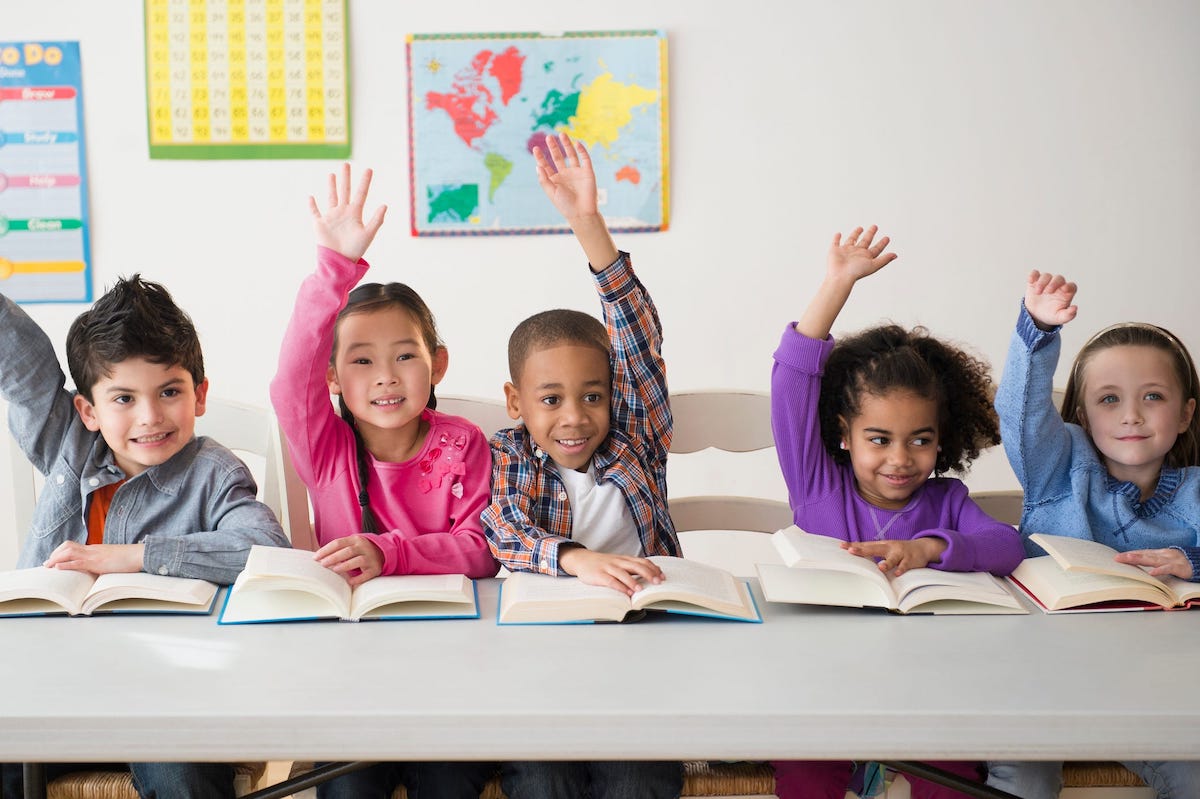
[{"x1": 3, "y1": 1, "x2": 1199, "y2": 564}]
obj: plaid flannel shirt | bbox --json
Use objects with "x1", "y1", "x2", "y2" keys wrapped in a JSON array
[{"x1": 483, "y1": 252, "x2": 679, "y2": 574}]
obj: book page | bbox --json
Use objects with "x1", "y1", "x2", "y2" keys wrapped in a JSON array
[
  {"x1": 0, "y1": 567, "x2": 94, "y2": 615},
  {"x1": 351, "y1": 574, "x2": 475, "y2": 619},
  {"x1": 892, "y1": 570, "x2": 1025, "y2": 614},
  {"x1": 82, "y1": 573, "x2": 218, "y2": 615},
  {"x1": 756, "y1": 562, "x2": 894, "y2": 610},
  {"x1": 497, "y1": 572, "x2": 629, "y2": 624},
  {"x1": 222, "y1": 545, "x2": 350, "y2": 622},
  {"x1": 631, "y1": 557, "x2": 748, "y2": 617},
  {"x1": 771, "y1": 527, "x2": 895, "y2": 603},
  {"x1": 1029, "y1": 533, "x2": 1172, "y2": 592},
  {"x1": 1012, "y1": 556, "x2": 1175, "y2": 610}
]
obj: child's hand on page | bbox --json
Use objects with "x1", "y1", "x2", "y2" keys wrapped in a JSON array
[
  {"x1": 315, "y1": 534, "x2": 384, "y2": 587},
  {"x1": 1114, "y1": 548, "x2": 1193, "y2": 580},
  {"x1": 310, "y1": 163, "x2": 387, "y2": 263},
  {"x1": 558, "y1": 548, "x2": 664, "y2": 596},
  {"x1": 44, "y1": 541, "x2": 145, "y2": 574},
  {"x1": 842, "y1": 538, "x2": 946, "y2": 577},
  {"x1": 1024, "y1": 270, "x2": 1078, "y2": 330}
]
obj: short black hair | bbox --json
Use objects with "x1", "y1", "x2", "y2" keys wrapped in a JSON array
[
  {"x1": 66, "y1": 274, "x2": 204, "y2": 402},
  {"x1": 507, "y1": 308, "x2": 610, "y2": 383}
]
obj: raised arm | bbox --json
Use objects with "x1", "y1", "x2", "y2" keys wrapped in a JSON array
[
  {"x1": 795, "y1": 226, "x2": 898, "y2": 340},
  {"x1": 534, "y1": 132, "x2": 618, "y2": 272}
]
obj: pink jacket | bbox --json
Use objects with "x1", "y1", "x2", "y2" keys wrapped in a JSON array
[{"x1": 270, "y1": 247, "x2": 498, "y2": 578}]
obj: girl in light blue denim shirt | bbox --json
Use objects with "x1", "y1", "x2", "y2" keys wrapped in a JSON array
[{"x1": 989, "y1": 270, "x2": 1200, "y2": 799}]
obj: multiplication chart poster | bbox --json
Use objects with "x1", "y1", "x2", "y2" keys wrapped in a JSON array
[
  {"x1": 0, "y1": 41, "x2": 92, "y2": 303},
  {"x1": 145, "y1": 0, "x2": 350, "y2": 159}
]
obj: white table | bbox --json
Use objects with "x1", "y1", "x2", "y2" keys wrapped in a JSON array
[{"x1": 2, "y1": 579, "x2": 1198, "y2": 764}]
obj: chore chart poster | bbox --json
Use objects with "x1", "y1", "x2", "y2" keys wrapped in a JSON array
[
  {"x1": 408, "y1": 31, "x2": 669, "y2": 236},
  {"x1": 0, "y1": 41, "x2": 92, "y2": 303},
  {"x1": 145, "y1": 0, "x2": 350, "y2": 159}
]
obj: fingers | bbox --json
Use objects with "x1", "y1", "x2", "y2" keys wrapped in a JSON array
[
  {"x1": 365, "y1": 204, "x2": 388, "y2": 237},
  {"x1": 337, "y1": 162, "x2": 351, "y2": 206},
  {"x1": 325, "y1": 171, "x2": 338, "y2": 210},
  {"x1": 544, "y1": 132, "x2": 567, "y2": 173}
]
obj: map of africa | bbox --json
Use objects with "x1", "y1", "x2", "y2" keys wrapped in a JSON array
[{"x1": 407, "y1": 31, "x2": 668, "y2": 235}]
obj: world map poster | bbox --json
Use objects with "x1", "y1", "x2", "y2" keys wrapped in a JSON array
[{"x1": 407, "y1": 30, "x2": 668, "y2": 236}]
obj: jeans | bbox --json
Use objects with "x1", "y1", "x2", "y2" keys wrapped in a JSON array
[
  {"x1": 315, "y1": 761, "x2": 496, "y2": 799},
  {"x1": 500, "y1": 761, "x2": 683, "y2": 799},
  {"x1": 987, "y1": 760, "x2": 1200, "y2": 799},
  {"x1": 3, "y1": 763, "x2": 234, "y2": 799}
]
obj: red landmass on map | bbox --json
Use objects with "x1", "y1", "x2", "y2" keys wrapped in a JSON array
[
  {"x1": 425, "y1": 47, "x2": 525, "y2": 148},
  {"x1": 615, "y1": 165, "x2": 642, "y2": 185}
]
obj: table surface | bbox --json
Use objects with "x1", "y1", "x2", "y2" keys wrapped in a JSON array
[{"x1": 2, "y1": 579, "x2": 1197, "y2": 763}]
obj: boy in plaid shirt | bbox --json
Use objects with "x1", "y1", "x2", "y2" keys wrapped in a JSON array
[{"x1": 482, "y1": 132, "x2": 682, "y2": 799}]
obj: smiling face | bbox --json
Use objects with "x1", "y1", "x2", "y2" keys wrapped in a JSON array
[
  {"x1": 1077, "y1": 345, "x2": 1196, "y2": 494},
  {"x1": 327, "y1": 306, "x2": 447, "y2": 452},
  {"x1": 73, "y1": 357, "x2": 209, "y2": 477},
  {"x1": 841, "y1": 389, "x2": 940, "y2": 510},
  {"x1": 505, "y1": 343, "x2": 611, "y2": 472}
]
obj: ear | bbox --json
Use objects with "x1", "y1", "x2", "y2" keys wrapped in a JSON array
[
  {"x1": 193, "y1": 378, "x2": 209, "y2": 418},
  {"x1": 73, "y1": 394, "x2": 102, "y2": 432},
  {"x1": 503, "y1": 382, "x2": 522, "y2": 420},
  {"x1": 326, "y1": 365, "x2": 341, "y2": 396},
  {"x1": 430, "y1": 346, "x2": 449, "y2": 387},
  {"x1": 1180, "y1": 397, "x2": 1196, "y2": 434}
]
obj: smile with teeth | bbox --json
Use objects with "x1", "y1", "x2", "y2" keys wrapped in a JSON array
[
  {"x1": 372, "y1": 397, "x2": 404, "y2": 406},
  {"x1": 556, "y1": 437, "x2": 589, "y2": 448},
  {"x1": 133, "y1": 432, "x2": 171, "y2": 444}
]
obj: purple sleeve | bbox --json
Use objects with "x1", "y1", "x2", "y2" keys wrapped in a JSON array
[
  {"x1": 915, "y1": 488, "x2": 1026, "y2": 576},
  {"x1": 770, "y1": 325, "x2": 845, "y2": 521}
]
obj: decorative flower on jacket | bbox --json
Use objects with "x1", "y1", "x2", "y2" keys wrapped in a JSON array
[{"x1": 417, "y1": 431, "x2": 469, "y2": 494}]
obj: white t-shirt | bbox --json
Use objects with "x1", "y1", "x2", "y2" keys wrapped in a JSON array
[{"x1": 556, "y1": 462, "x2": 643, "y2": 556}]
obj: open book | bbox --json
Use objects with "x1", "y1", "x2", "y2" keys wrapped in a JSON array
[
  {"x1": 218, "y1": 545, "x2": 478, "y2": 624},
  {"x1": 756, "y1": 526, "x2": 1026, "y2": 615},
  {"x1": 0, "y1": 567, "x2": 218, "y2": 617},
  {"x1": 1010, "y1": 533, "x2": 1200, "y2": 613},
  {"x1": 496, "y1": 556, "x2": 761, "y2": 624}
]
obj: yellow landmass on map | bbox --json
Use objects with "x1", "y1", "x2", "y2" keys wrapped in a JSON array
[{"x1": 567, "y1": 72, "x2": 658, "y2": 150}]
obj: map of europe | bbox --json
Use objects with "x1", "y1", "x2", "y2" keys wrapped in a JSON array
[{"x1": 407, "y1": 31, "x2": 668, "y2": 235}]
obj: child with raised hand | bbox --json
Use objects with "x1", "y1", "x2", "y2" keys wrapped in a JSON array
[
  {"x1": 769, "y1": 226, "x2": 1025, "y2": 799},
  {"x1": 270, "y1": 164, "x2": 498, "y2": 799},
  {"x1": 483, "y1": 132, "x2": 682, "y2": 799},
  {"x1": 988, "y1": 272, "x2": 1200, "y2": 798}
]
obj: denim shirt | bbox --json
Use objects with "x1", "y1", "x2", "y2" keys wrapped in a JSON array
[
  {"x1": 1, "y1": 293, "x2": 289, "y2": 585},
  {"x1": 994, "y1": 305, "x2": 1200, "y2": 579}
]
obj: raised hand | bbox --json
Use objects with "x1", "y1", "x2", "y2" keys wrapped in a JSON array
[
  {"x1": 309, "y1": 163, "x2": 387, "y2": 263},
  {"x1": 533, "y1": 132, "x2": 598, "y2": 223},
  {"x1": 1024, "y1": 270, "x2": 1078, "y2": 330},
  {"x1": 826, "y1": 225, "x2": 897, "y2": 283}
]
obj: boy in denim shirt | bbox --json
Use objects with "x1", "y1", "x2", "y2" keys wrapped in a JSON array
[
  {"x1": 0, "y1": 275, "x2": 288, "y2": 798},
  {"x1": 483, "y1": 134, "x2": 682, "y2": 799}
]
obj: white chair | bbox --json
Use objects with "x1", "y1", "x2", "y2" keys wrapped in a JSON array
[
  {"x1": 437, "y1": 393, "x2": 513, "y2": 437},
  {"x1": 668, "y1": 390, "x2": 793, "y2": 578}
]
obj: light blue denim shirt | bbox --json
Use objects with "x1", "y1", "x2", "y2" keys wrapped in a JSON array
[
  {"x1": 1, "y1": 293, "x2": 289, "y2": 585},
  {"x1": 994, "y1": 304, "x2": 1200, "y2": 579}
]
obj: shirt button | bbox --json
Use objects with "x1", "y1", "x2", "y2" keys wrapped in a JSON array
[
  {"x1": 157, "y1": 566, "x2": 168, "y2": 575},
  {"x1": 88, "y1": 477, "x2": 99, "y2": 487},
  {"x1": 557, "y1": 491, "x2": 567, "y2": 501},
  {"x1": 539, "y1": 560, "x2": 549, "y2": 571},
  {"x1": 56, "y1": 474, "x2": 65, "y2": 485}
]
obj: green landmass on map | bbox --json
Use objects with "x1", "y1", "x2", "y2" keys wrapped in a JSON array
[
  {"x1": 427, "y1": 184, "x2": 479, "y2": 223},
  {"x1": 484, "y1": 153, "x2": 514, "y2": 202}
]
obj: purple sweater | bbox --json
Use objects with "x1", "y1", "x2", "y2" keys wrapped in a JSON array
[{"x1": 770, "y1": 326, "x2": 1024, "y2": 576}]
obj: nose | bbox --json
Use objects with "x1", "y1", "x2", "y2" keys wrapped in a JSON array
[
  {"x1": 375, "y1": 364, "x2": 400, "y2": 385},
  {"x1": 887, "y1": 444, "x2": 913, "y2": 466},
  {"x1": 1122, "y1": 401, "x2": 1144, "y2": 425},
  {"x1": 137, "y1": 399, "x2": 165, "y2": 426},
  {"x1": 559, "y1": 398, "x2": 586, "y2": 425}
]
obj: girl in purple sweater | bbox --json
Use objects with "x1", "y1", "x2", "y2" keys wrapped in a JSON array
[
  {"x1": 769, "y1": 226, "x2": 1024, "y2": 799},
  {"x1": 271, "y1": 165, "x2": 497, "y2": 798}
]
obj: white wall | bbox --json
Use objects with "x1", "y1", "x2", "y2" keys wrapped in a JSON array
[{"x1": 3, "y1": 0, "x2": 1199, "y2": 551}]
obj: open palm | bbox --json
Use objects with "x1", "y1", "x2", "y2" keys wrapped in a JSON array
[
  {"x1": 533, "y1": 132, "x2": 598, "y2": 220},
  {"x1": 309, "y1": 163, "x2": 387, "y2": 263}
]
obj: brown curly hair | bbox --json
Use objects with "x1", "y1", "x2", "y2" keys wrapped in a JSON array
[{"x1": 818, "y1": 324, "x2": 999, "y2": 475}]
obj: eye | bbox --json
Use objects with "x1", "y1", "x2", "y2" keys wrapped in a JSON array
[
  {"x1": 868, "y1": 435, "x2": 888, "y2": 446},
  {"x1": 397, "y1": 353, "x2": 415, "y2": 362},
  {"x1": 911, "y1": 437, "x2": 933, "y2": 447},
  {"x1": 113, "y1": 394, "x2": 133, "y2": 405},
  {"x1": 540, "y1": 395, "x2": 560, "y2": 407},
  {"x1": 161, "y1": 388, "x2": 181, "y2": 399},
  {"x1": 1145, "y1": 392, "x2": 1164, "y2": 401},
  {"x1": 351, "y1": 357, "x2": 371, "y2": 366},
  {"x1": 583, "y1": 392, "x2": 604, "y2": 404},
  {"x1": 1098, "y1": 394, "x2": 1118, "y2": 405}
]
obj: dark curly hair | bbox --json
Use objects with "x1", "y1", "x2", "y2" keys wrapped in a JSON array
[{"x1": 818, "y1": 324, "x2": 999, "y2": 475}]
